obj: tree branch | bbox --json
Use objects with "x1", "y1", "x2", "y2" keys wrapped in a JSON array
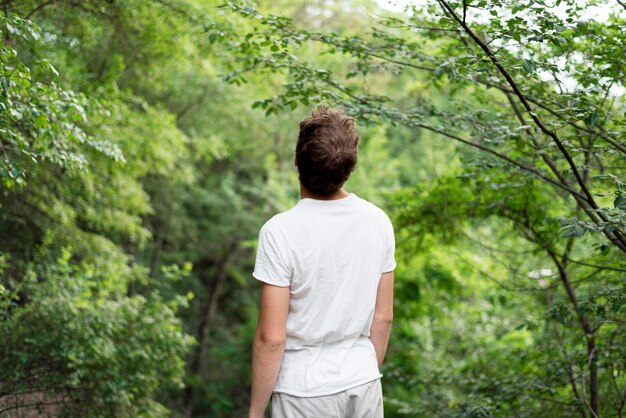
[
  {"x1": 436, "y1": 0, "x2": 626, "y2": 251},
  {"x1": 546, "y1": 247, "x2": 600, "y2": 417},
  {"x1": 547, "y1": 290, "x2": 588, "y2": 417},
  {"x1": 26, "y1": 0, "x2": 114, "y2": 20},
  {"x1": 25, "y1": 0, "x2": 56, "y2": 19},
  {"x1": 413, "y1": 122, "x2": 587, "y2": 199},
  {"x1": 568, "y1": 258, "x2": 626, "y2": 273},
  {"x1": 479, "y1": 79, "x2": 626, "y2": 156},
  {"x1": 176, "y1": 86, "x2": 211, "y2": 120}
]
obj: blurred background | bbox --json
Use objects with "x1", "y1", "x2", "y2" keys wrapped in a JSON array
[{"x1": 0, "y1": 0, "x2": 624, "y2": 417}]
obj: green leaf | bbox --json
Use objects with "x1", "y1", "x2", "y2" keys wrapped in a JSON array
[
  {"x1": 522, "y1": 59, "x2": 536, "y2": 74},
  {"x1": 614, "y1": 195, "x2": 626, "y2": 210},
  {"x1": 573, "y1": 224, "x2": 585, "y2": 237},
  {"x1": 584, "y1": 110, "x2": 598, "y2": 126},
  {"x1": 34, "y1": 113, "x2": 48, "y2": 129}
]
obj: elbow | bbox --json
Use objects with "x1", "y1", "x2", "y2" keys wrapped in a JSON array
[
  {"x1": 374, "y1": 313, "x2": 393, "y2": 326},
  {"x1": 255, "y1": 331, "x2": 286, "y2": 352}
]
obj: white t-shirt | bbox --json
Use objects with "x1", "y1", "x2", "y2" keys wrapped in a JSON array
[{"x1": 253, "y1": 193, "x2": 396, "y2": 397}]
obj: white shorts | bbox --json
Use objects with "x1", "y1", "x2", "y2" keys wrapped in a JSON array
[{"x1": 271, "y1": 379, "x2": 383, "y2": 418}]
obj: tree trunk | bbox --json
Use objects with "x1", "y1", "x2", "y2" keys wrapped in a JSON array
[
  {"x1": 183, "y1": 240, "x2": 239, "y2": 417},
  {"x1": 588, "y1": 337, "x2": 599, "y2": 417},
  {"x1": 149, "y1": 234, "x2": 164, "y2": 278},
  {"x1": 2, "y1": 1, "x2": 15, "y2": 48}
]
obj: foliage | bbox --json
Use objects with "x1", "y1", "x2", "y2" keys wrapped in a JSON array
[
  {"x1": 0, "y1": 16, "x2": 123, "y2": 188},
  {"x1": 0, "y1": 0, "x2": 624, "y2": 417},
  {"x1": 0, "y1": 250, "x2": 192, "y2": 416}
]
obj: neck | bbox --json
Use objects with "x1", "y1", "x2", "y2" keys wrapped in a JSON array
[{"x1": 300, "y1": 184, "x2": 349, "y2": 201}]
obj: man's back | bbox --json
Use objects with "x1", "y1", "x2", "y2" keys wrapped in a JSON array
[
  {"x1": 253, "y1": 193, "x2": 396, "y2": 396},
  {"x1": 248, "y1": 106, "x2": 395, "y2": 418}
]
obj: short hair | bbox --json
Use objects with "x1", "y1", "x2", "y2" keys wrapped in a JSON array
[{"x1": 295, "y1": 105, "x2": 359, "y2": 195}]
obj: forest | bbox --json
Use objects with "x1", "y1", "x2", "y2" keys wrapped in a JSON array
[{"x1": 0, "y1": 0, "x2": 624, "y2": 417}]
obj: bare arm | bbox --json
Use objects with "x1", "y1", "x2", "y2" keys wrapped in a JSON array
[
  {"x1": 369, "y1": 271, "x2": 394, "y2": 368},
  {"x1": 249, "y1": 283, "x2": 290, "y2": 418}
]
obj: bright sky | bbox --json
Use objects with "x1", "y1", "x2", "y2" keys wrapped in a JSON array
[{"x1": 375, "y1": 0, "x2": 618, "y2": 20}]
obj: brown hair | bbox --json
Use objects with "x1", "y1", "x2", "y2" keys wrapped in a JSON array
[{"x1": 295, "y1": 105, "x2": 359, "y2": 195}]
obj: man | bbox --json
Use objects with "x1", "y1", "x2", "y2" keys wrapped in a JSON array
[{"x1": 249, "y1": 105, "x2": 396, "y2": 418}]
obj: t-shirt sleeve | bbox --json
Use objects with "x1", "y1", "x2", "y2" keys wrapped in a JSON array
[
  {"x1": 253, "y1": 221, "x2": 291, "y2": 287},
  {"x1": 382, "y1": 214, "x2": 396, "y2": 273}
]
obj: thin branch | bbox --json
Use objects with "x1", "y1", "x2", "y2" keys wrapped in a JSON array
[
  {"x1": 403, "y1": 25, "x2": 460, "y2": 32},
  {"x1": 568, "y1": 258, "x2": 626, "y2": 273},
  {"x1": 25, "y1": 0, "x2": 56, "y2": 19},
  {"x1": 176, "y1": 86, "x2": 211, "y2": 120},
  {"x1": 454, "y1": 252, "x2": 553, "y2": 292},
  {"x1": 461, "y1": 229, "x2": 536, "y2": 255},
  {"x1": 305, "y1": 32, "x2": 436, "y2": 72}
]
